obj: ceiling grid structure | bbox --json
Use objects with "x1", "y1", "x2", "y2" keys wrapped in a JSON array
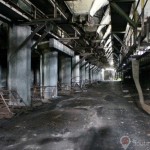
[{"x1": 0, "y1": 0, "x2": 149, "y2": 70}]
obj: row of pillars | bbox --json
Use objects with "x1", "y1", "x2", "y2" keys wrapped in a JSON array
[{"x1": 7, "y1": 25, "x2": 101, "y2": 106}]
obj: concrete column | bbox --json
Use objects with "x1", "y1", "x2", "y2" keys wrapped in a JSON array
[
  {"x1": 8, "y1": 25, "x2": 31, "y2": 106},
  {"x1": 72, "y1": 55, "x2": 80, "y2": 84},
  {"x1": 89, "y1": 64, "x2": 91, "y2": 83},
  {"x1": 59, "y1": 55, "x2": 72, "y2": 86},
  {"x1": 80, "y1": 60, "x2": 86, "y2": 84},
  {"x1": 85, "y1": 63, "x2": 90, "y2": 81},
  {"x1": 40, "y1": 54, "x2": 44, "y2": 87},
  {"x1": 101, "y1": 69, "x2": 104, "y2": 81},
  {"x1": 98, "y1": 70, "x2": 101, "y2": 81},
  {"x1": 92, "y1": 69, "x2": 96, "y2": 81},
  {"x1": 90, "y1": 67, "x2": 93, "y2": 83},
  {"x1": 43, "y1": 51, "x2": 58, "y2": 99}
]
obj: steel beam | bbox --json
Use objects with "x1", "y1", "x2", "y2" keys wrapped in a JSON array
[
  {"x1": 20, "y1": 18, "x2": 61, "y2": 26},
  {"x1": 110, "y1": 2, "x2": 136, "y2": 28},
  {"x1": 113, "y1": 34, "x2": 126, "y2": 48},
  {"x1": 90, "y1": 65, "x2": 96, "y2": 70},
  {"x1": 112, "y1": 45, "x2": 120, "y2": 53},
  {"x1": 80, "y1": 61, "x2": 89, "y2": 68},
  {"x1": 59, "y1": 37, "x2": 80, "y2": 41},
  {"x1": 0, "y1": 0, "x2": 30, "y2": 21},
  {"x1": 31, "y1": 25, "x2": 53, "y2": 50}
]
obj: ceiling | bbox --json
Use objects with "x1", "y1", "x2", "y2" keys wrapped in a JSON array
[
  {"x1": 65, "y1": 0, "x2": 94, "y2": 15},
  {"x1": 0, "y1": 0, "x2": 135, "y2": 68}
]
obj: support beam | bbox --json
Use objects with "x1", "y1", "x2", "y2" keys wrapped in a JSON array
[
  {"x1": 112, "y1": 45, "x2": 121, "y2": 53},
  {"x1": 110, "y1": 2, "x2": 136, "y2": 28},
  {"x1": 59, "y1": 37, "x2": 80, "y2": 41},
  {"x1": 20, "y1": 18, "x2": 61, "y2": 26},
  {"x1": 113, "y1": 34, "x2": 126, "y2": 48},
  {"x1": 31, "y1": 24, "x2": 53, "y2": 50},
  {"x1": 80, "y1": 61, "x2": 89, "y2": 68}
]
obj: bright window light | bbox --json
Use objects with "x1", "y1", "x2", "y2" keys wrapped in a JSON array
[
  {"x1": 97, "y1": 7, "x2": 111, "y2": 34},
  {"x1": 104, "y1": 36, "x2": 111, "y2": 47},
  {"x1": 103, "y1": 25, "x2": 111, "y2": 39},
  {"x1": 90, "y1": 0, "x2": 109, "y2": 17},
  {"x1": 107, "y1": 42, "x2": 112, "y2": 49},
  {"x1": 109, "y1": 60, "x2": 114, "y2": 66},
  {"x1": 105, "y1": 68, "x2": 115, "y2": 71}
]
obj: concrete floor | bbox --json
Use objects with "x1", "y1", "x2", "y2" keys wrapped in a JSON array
[{"x1": 0, "y1": 82, "x2": 150, "y2": 150}]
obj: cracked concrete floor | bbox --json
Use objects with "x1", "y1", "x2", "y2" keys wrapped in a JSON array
[{"x1": 0, "y1": 82, "x2": 150, "y2": 150}]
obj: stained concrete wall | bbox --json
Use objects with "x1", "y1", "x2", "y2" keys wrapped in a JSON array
[{"x1": 8, "y1": 25, "x2": 31, "y2": 106}]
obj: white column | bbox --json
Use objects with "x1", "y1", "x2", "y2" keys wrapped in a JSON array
[
  {"x1": 8, "y1": 25, "x2": 31, "y2": 106},
  {"x1": 72, "y1": 55, "x2": 80, "y2": 84},
  {"x1": 43, "y1": 51, "x2": 58, "y2": 99}
]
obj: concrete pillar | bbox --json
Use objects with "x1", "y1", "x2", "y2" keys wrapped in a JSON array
[
  {"x1": 72, "y1": 55, "x2": 80, "y2": 84},
  {"x1": 80, "y1": 60, "x2": 86, "y2": 85},
  {"x1": 93, "y1": 70, "x2": 96, "y2": 81},
  {"x1": 85, "y1": 63, "x2": 89, "y2": 81},
  {"x1": 98, "y1": 71, "x2": 100, "y2": 80},
  {"x1": 59, "y1": 55, "x2": 72, "y2": 86},
  {"x1": 98, "y1": 70, "x2": 101, "y2": 81},
  {"x1": 43, "y1": 51, "x2": 58, "y2": 99},
  {"x1": 8, "y1": 25, "x2": 31, "y2": 106},
  {"x1": 101, "y1": 69, "x2": 104, "y2": 81},
  {"x1": 40, "y1": 54, "x2": 44, "y2": 97},
  {"x1": 89, "y1": 64, "x2": 91, "y2": 83},
  {"x1": 90, "y1": 67, "x2": 93, "y2": 83},
  {"x1": 40, "y1": 54, "x2": 44, "y2": 87}
]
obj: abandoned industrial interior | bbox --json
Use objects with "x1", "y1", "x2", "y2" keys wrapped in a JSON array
[{"x1": 0, "y1": 0, "x2": 150, "y2": 149}]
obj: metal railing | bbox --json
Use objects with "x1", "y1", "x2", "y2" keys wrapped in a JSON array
[
  {"x1": 0, "y1": 88, "x2": 25, "y2": 118},
  {"x1": 31, "y1": 85, "x2": 57, "y2": 102}
]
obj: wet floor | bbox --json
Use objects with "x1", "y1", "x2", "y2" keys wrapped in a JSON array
[{"x1": 0, "y1": 81, "x2": 150, "y2": 150}]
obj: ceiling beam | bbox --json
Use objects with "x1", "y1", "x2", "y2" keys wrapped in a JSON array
[
  {"x1": 113, "y1": 34, "x2": 126, "y2": 48},
  {"x1": 110, "y1": 2, "x2": 136, "y2": 28},
  {"x1": 19, "y1": 18, "x2": 61, "y2": 26},
  {"x1": 31, "y1": 24, "x2": 53, "y2": 50}
]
